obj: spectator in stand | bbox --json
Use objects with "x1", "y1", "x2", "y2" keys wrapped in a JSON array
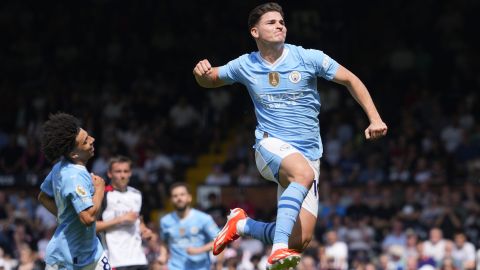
[
  {"x1": 451, "y1": 231, "x2": 475, "y2": 270},
  {"x1": 404, "y1": 230, "x2": 419, "y2": 260},
  {"x1": 0, "y1": 135, "x2": 24, "y2": 174},
  {"x1": 14, "y1": 242, "x2": 43, "y2": 270},
  {"x1": 205, "y1": 164, "x2": 231, "y2": 186},
  {"x1": 324, "y1": 230, "x2": 348, "y2": 270},
  {"x1": 344, "y1": 217, "x2": 375, "y2": 260},
  {"x1": 382, "y1": 219, "x2": 407, "y2": 252},
  {"x1": 423, "y1": 227, "x2": 448, "y2": 265},
  {"x1": 169, "y1": 97, "x2": 201, "y2": 134},
  {"x1": 297, "y1": 255, "x2": 317, "y2": 270},
  {"x1": 417, "y1": 241, "x2": 436, "y2": 269},
  {"x1": 345, "y1": 190, "x2": 371, "y2": 223},
  {"x1": 436, "y1": 194, "x2": 462, "y2": 239},
  {"x1": 204, "y1": 192, "x2": 228, "y2": 227}
]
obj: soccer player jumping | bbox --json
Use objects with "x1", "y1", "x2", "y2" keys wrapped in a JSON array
[{"x1": 193, "y1": 2, "x2": 387, "y2": 270}]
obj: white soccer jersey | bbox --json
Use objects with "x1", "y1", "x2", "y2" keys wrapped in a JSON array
[{"x1": 101, "y1": 186, "x2": 147, "y2": 268}]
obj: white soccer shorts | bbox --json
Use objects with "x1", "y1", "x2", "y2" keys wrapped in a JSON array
[{"x1": 254, "y1": 137, "x2": 319, "y2": 217}]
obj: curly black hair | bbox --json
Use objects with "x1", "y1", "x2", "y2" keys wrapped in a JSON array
[{"x1": 41, "y1": 112, "x2": 80, "y2": 162}]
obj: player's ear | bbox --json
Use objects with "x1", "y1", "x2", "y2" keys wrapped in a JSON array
[
  {"x1": 69, "y1": 149, "x2": 79, "y2": 160},
  {"x1": 250, "y1": 27, "x2": 259, "y2": 39}
]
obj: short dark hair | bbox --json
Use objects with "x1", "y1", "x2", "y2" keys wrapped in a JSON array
[
  {"x1": 108, "y1": 155, "x2": 132, "y2": 171},
  {"x1": 41, "y1": 113, "x2": 80, "y2": 162},
  {"x1": 248, "y1": 2, "x2": 284, "y2": 29},
  {"x1": 169, "y1": 182, "x2": 190, "y2": 196}
]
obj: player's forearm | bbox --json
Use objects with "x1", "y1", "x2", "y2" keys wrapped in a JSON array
[
  {"x1": 157, "y1": 243, "x2": 168, "y2": 265},
  {"x1": 194, "y1": 68, "x2": 226, "y2": 88},
  {"x1": 79, "y1": 189, "x2": 104, "y2": 226},
  {"x1": 345, "y1": 77, "x2": 383, "y2": 123},
  {"x1": 197, "y1": 241, "x2": 214, "y2": 253},
  {"x1": 90, "y1": 188, "x2": 104, "y2": 216},
  {"x1": 38, "y1": 191, "x2": 58, "y2": 216},
  {"x1": 95, "y1": 217, "x2": 122, "y2": 232},
  {"x1": 333, "y1": 66, "x2": 383, "y2": 123}
]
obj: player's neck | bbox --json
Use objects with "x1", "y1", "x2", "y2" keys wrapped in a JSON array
[
  {"x1": 112, "y1": 183, "x2": 127, "y2": 192},
  {"x1": 176, "y1": 207, "x2": 191, "y2": 219},
  {"x1": 258, "y1": 43, "x2": 284, "y2": 64},
  {"x1": 66, "y1": 156, "x2": 87, "y2": 167}
]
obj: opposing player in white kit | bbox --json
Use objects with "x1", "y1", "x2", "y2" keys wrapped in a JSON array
[
  {"x1": 96, "y1": 156, "x2": 155, "y2": 270},
  {"x1": 37, "y1": 113, "x2": 110, "y2": 270},
  {"x1": 193, "y1": 2, "x2": 387, "y2": 269}
]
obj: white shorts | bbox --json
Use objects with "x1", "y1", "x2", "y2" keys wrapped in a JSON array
[
  {"x1": 255, "y1": 137, "x2": 319, "y2": 217},
  {"x1": 46, "y1": 251, "x2": 110, "y2": 270}
]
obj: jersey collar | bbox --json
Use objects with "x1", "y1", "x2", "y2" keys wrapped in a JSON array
[{"x1": 256, "y1": 46, "x2": 289, "y2": 70}]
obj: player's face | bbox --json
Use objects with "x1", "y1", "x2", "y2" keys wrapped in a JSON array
[
  {"x1": 251, "y1": 11, "x2": 286, "y2": 45},
  {"x1": 171, "y1": 186, "x2": 192, "y2": 212},
  {"x1": 72, "y1": 128, "x2": 95, "y2": 162},
  {"x1": 108, "y1": 162, "x2": 132, "y2": 191}
]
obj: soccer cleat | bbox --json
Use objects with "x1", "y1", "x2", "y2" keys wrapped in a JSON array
[
  {"x1": 212, "y1": 208, "x2": 247, "y2": 255},
  {"x1": 266, "y1": 248, "x2": 301, "y2": 270}
]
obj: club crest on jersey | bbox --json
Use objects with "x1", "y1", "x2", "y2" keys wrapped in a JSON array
[
  {"x1": 190, "y1": 226, "x2": 199, "y2": 234},
  {"x1": 179, "y1": 228, "x2": 185, "y2": 236},
  {"x1": 76, "y1": 185, "x2": 88, "y2": 197},
  {"x1": 268, "y1": 72, "x2": 280, "y2": 87},
  {"x1": 289, "y1": 71, "x2": 301, "y2": 83}
]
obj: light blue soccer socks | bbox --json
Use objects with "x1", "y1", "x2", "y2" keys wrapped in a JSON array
[
  {"x1": 239, "y1": 219, "x2": 276, "y2": 244},
  {"x1": 272, "y1": 182, "x2": 308, "y2": 250}
]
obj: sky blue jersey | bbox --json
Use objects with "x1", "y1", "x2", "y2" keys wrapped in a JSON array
[
  {"x1": 218, "y1": 43, "x2": 339, "y2": 160},
  {"x1": 160, "y1": 209, "x2": 219, "y2": 270},
  {"x1": 40, "y1": 159, "x2": 103, "y2": 269}
]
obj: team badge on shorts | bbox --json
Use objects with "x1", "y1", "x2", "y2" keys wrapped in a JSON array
[
  {"x1": 268, "y1": 72, "x2": 280, "y2": 87},
  {"x1": 76, "y1": 185, "x2": 88, "y2": 197},
  {"x1": 289, "y1": 71, "x2": 301, "y2": 83}
]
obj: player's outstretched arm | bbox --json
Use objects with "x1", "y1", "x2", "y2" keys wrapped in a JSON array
[
  {"x1": 38, "y1": 191, "x2": 58, "y2": 216},
  {"x1": 193, "y1": 59, "x2": 227, "y2": 88},
  {"x1": 332, "y1": 65, "x2": 388, "y2": 140}
]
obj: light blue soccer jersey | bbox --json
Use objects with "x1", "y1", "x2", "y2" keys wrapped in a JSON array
[
  {"x1": 160, "y1": 209, "x2": 219, "y2": 270},
  {"x1": 40, "y1": 159, "x2": 103, "y2": 269},
  {"x1": 218, "y1": 43, "x2": 339, "y2": 160}
]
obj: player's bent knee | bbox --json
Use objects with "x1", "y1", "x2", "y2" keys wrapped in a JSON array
[{"x1": 289, "y1": 170, "x2": 314, "y2": 187}]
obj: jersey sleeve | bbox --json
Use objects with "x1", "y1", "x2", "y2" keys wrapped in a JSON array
[
  {"x1": 303, "y1": 48, "x2": 339, "y2": 80},
  {"x1": 159, "y1": 217, "x2": 168, "y2": 244},
  {"x1": 40, "y1": 171, "x2": 54, "y2": 197},
  {"x1": 63, "y1": 170, "x2": 94, "y2": 214},
  {"x1": 203, "y1": 214, "x2": 220, "y2": 241},
  {"x1": 217, "y1": 56, "x2": 245, "y2": 85}
]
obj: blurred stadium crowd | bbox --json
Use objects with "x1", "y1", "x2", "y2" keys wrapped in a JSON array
[{"x1": 0, "y1": 0, "x2": 479, "y2": 269}]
